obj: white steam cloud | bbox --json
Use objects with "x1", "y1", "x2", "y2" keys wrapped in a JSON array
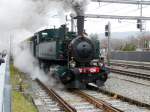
[
  {"x1": 0, "y1": 0, "x2": 90, "y2": 85},
  {"x1": 13, "y1": 42, "x2": 65, "y2": 88},
  {"x1": 13, "y1": 42, "x2": 48, "y2": 82}
]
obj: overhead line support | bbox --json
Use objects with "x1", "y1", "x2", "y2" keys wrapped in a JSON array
[
  {"x1": 92, "y1": 0, "x2": 150, "y2": 5},
  {"x1": 85, "y1": 14, "x2": 150, "y2": 20}
]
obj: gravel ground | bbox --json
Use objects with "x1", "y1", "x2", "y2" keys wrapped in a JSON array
[
  {"x1": 103, "y1": 73, "x2": 150, "y2": 104},
  {"x1": 31, "y1": 81, "x2": 64, "y2": 112},
  {"x1": 110, "y1": 73, "x2": 150, "y2": 86}
]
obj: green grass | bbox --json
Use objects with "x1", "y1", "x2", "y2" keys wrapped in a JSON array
[
  {"x1": 10, "y1": 64, "x2": 19, "y2": 88},
  {"x1": 10, "y1": 64, "x2": 38, "y2": 112},
  {"x1": 12, "y1": 91, "x2": 37, "y2": 112}
]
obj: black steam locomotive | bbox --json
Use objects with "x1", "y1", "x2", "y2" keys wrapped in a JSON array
[{"x1": 28, "y1": 16, "x2": 108, "y2": 88}]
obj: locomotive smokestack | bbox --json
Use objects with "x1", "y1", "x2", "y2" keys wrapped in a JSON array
[{"x1": 76, "y1": 16, "x2": 84, "y2": 35}]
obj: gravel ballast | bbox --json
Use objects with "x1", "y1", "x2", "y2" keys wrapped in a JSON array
[{"x1": 103, "y1": 73, "x2": 150, "y2": 104}]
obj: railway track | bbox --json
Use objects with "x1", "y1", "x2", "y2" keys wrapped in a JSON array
[
  {"x1": 110, "y1": 62, "x2": 150, "y2": 70},
  {"x1": 87, "y1": 84, "x2": 150, "y2": 111},
  {"x1": 108, "y1": 67, "x2": 150, "y2": 81},
  {"x1": 110, "y1": 75, "x2": 150, "y2": 86},
  {"x1": 35, "y1": 79, "x2": 76, "y2": 112},
  {"x1": 32, "y1": 80, "x2": 69, "y2": 112},
  {"x1": 34, "y1": 79, "x2": 123, "y2": 112},
  {"x1": 33, "y1": 79, "x2": 150, "y2": 112}
]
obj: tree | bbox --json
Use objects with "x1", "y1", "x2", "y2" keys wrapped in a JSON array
[
  {"x1": 121, "y1": 43, "x2": 136, "y2": 51},
  {"x1": 90, "y1": 33, "x2": 99, "y2": 41}
]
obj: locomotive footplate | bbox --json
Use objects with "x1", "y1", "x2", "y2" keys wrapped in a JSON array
[{"x1": 70, "y1": 67, "x2": 107, "y2": 84}]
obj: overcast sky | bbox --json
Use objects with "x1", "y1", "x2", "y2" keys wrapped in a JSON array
[
  {"x1": 84, "y1": 1, "x2": 150, "y2": 33},
  {"x1": 47, "y1": 1, "x2": 150, "y2": 34},
  {"x1": 1, "y1": 0, "x2": 150, "y2": 51}
]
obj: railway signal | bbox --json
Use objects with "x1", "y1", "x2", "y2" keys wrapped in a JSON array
[
  {"x1": 105, "y1": 24, "x2": 110, "y2": 37},
  {"x1": 137, "y1": 19, "x2": 142, "y2": 31}
]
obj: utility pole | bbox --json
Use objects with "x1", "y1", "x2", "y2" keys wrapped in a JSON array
[
  {"x1": 9, "y1": 35, "x2": 11, "y2": 57},
  {"x1": 105, "y1": 22, "x2": 111, "y2": 66},
  {"x1": 9, "y1": 34, "x2": 14, "y2": 60},
  {"x1": 140, "y1": 0, "x2": 143, "y2": 32},
  {"x1": 139, "y1": 0, "x2": 143, "y2": 50}
]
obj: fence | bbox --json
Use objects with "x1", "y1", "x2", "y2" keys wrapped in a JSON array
[{"x1": 0, "y1": 56, "x2": 11, "y2": 112}]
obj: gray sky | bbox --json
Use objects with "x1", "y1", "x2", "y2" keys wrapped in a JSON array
[
  {"x1": 47, "y1": 1, "x2": 150, "y2": 34},
  {"x1": 84, "y1": 1, "x2": 150, "y2": 33},
  {"x1": 1, "y1": 0, "x2": 150, "y2": 49}
]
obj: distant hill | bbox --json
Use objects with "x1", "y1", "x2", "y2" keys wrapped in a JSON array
[{"x1": 97, "y1": 31, "x2": 150, "y2": 40}]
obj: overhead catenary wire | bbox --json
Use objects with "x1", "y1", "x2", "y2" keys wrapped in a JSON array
[
  {"x1": 92, "y1": 0, "x2": 150, "y2": 5},
  {"x1": 90, "y1": 2, "x2": 150, "y2": 16}
]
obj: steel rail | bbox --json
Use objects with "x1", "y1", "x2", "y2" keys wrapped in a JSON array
[
  {"x1": 111, "y1": 76, "x2": 150, "y2": 87},
  {"x1": 88, "y1": 85, "x2": 150, "y2": 109},
  {"x1": 36, "y1": 79, "x2": 77, "y2": 112},
  {"x1": 73, "y1": 90, "x2": 122, "y2": 112},
  {"x1": 110, "y1": 60, "x2": 150, "y2": 67},
  {"x1": 110, "y1": 62, "x2": 150, "y2": 70},
  {"x1": 109, "y1": 67, "x2": 150, "y2": 81}
]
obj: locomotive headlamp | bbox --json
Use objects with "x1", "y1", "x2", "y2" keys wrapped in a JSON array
[
  {"x1": 98, "y1": 57, "x2": 105, "y2": 67},
  {"x1": 90, "y1": 60, "x2": 98, "y2": 66},
  {"x1": 99, "y1": 63, "x2": 104, "y2": 67},
  {"x1": 70, "y1": 62, "x2": 76, "y2": 68},
  {"x1": 69, "y1": 57, "x2": 76, "y2": 68}
]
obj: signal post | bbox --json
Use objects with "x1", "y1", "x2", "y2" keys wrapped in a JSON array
[{"x1": 105, "y1": 22, "x2": 111, "y2": 66}]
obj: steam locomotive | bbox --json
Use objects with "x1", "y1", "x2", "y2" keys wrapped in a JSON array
[{"x1": 28, "y1": 16, "x2": 108, "y2": 88}]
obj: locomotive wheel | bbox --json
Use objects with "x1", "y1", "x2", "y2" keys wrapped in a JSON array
[
  {"x1": 39, "y1": 61, "x2": 49, "y2": 74},
  {"x1": 39, "y1": 61, "x2": 44, "y2": 69},
  {"x1": 42, "y1": 63, "x2": 50, "y2": 74},
  {"x1": 101, "y1": 73, "x2": 108, "y2": 82},
  {"x1": 44, "y1": 67, "x2": 49, "y2": 74},
  {"x1": 95, "y1": 80, "x2": 105, "y2": 87},
  {"x1": 60, "y1": 70, "x2": 74, "y2": 84}
]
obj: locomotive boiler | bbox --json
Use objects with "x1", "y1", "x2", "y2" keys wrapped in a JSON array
[{"x1": 28, "y1": 16, "x2": 108, "y2": 88}]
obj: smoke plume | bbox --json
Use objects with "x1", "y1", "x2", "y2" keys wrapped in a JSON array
[
  {"x1": 62, "y1": 0, "x2": 90, "y2": 16},
  {"x1": 0, "y1": 0, "x2": 90, "y2": 85}
]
